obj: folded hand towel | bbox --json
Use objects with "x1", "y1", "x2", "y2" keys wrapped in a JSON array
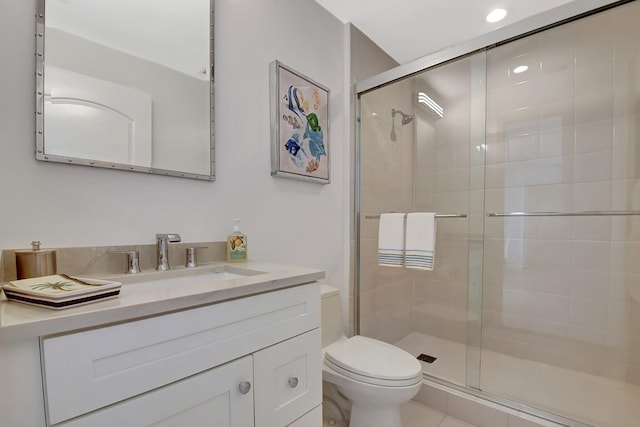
[
  {"x1": 405, "y1": 213, "x2": 436, "y2": 271},
  {"x1": 378, "y1": 213, "x2": 406, "y2": 267}
]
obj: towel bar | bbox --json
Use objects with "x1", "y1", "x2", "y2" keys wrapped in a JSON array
[
  {"x1": 487, "y1": 210, "x2": 640, "y2": 217},
  {"x1": 365, "y1": 213, "x2": 467, "y2": 219}
]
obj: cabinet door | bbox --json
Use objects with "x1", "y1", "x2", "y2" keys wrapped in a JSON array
[
  {"x1": 254, "y1": 329, "x2": 322, "y2": 427},
  {"x1": 59, "y1": 356, "x2": 254, "y2": 427},
  {"x1": 287, "y1": 405, "x2": 322, "y2": 427}
]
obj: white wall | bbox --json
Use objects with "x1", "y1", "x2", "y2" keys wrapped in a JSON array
[{"x1": 0, "y1": 0, "x2": 348, "y2": 288}]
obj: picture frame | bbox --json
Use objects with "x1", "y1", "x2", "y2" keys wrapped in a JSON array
[{"x1": 270, "y1": 60, "x2": 330, "y2": 184}]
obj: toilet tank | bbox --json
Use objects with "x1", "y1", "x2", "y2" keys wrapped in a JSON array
[{"x1": 321, "y1": 284, "x2": 345, "y2": 347}]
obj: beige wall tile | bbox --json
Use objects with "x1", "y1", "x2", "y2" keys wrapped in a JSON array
[
  {"x1": 540, "y1": 69, "x2": 574, "y2": 103},
  {"x1": 572, "y1": 216, "x2": 611, "y2": 241},
  {"x1": 539, "y1": 97, "x2": 574, "y2": 132},
  {"x1": 573, "y1": 151, "x2": 612, "y2": 183},
  {"x1": 573, "y1": 181, "x2": 612, "y2": 211},
  {"x1": 538, "y1": 127, "x2": 574, "y2": 158},
  {"x1": 571, "y1": 240, "x2": 611, "y2": 271},
  {"x1": 539, "y1": 26, "x2": 575, "y2": 74},
  {"x1": 569, "y1": 297, "x2": 608, "y2": 329},
  {"x1": 609, "y1": 272, "x2": 640, "y2": 302},
  {"x1": 524, "y1": 185, "x2": 573, "y2": 214},
  {"x1": 571, "y1": 269, "x2": 609, "y2": 299},
  {"x1": 575, "y1": 91, "x2": 614, "y2": 126},
  {"x1": 575, "y1": 60, "x2": 613, "y2": 97}
]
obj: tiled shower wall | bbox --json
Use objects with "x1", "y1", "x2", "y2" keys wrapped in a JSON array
[{"x1": 482, "y1": 3, "x2": 640, "y2": 385}]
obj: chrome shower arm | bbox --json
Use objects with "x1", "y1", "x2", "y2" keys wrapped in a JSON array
[{"x1": 391, "y1": 108, "x2": 413, "y2": 125}]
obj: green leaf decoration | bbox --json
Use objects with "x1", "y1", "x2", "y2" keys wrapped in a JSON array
[{"x1": 30, "y1": 281, "x2": 75, "y2": 292}]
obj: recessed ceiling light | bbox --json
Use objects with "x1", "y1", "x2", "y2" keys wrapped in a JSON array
[
  {"x1": 486, "y1": 8, "x2": 507, "y2": 23},
  {"x1": 513, "y1": 65, "x2": 528, "y2": 74}
]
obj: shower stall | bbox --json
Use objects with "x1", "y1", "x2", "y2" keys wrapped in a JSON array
[{"x1": 355, "y1": 2, "x2": 640, "y2": 427}]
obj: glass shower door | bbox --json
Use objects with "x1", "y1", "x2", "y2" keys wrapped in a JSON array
[
  {"x1": 357, "y1": 50, "x2": 486, "y2": 390},
  {"x1": 480, "y1": 3, "x2": 640, "y2": 426}
]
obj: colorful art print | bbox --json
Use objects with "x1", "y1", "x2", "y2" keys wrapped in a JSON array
[{"x1": 270, "y1": 61, "x2": 330, "y2": 184}]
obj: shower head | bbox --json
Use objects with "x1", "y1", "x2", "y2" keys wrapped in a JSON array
[
  {"x1": 392, "y1": 108, "x2": 413, "y2": 125},
  {"x1": 390, "y1": 108, "x2": 413, "y2": 141}
]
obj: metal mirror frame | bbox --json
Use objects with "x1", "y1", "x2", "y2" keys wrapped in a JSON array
[{"x1": 34, "y1": 0, "x2": 215, "y2": 181}]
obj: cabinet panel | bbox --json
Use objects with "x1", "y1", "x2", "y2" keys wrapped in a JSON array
[
  {"x1": 287, "y1": 405, "x2": 322, "y2": 427},
  {"x1": 59, "y1": 356, "x2": 254, "y2": 427},
  {"x1": 42, "y1": 283, "x2": 319, "y2": 424},
  {"x1": 0, "y1": 338, "x2": 46, "y2": 427},
  {"x1": 254, "y1": 328, "x2": 322, "y2": 427}
]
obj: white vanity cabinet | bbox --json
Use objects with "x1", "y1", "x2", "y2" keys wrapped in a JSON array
[{"x1": 39, "y1": 282, "x2": 321, "y2": 426}]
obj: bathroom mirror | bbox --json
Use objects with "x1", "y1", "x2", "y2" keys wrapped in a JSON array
[{"x1": 35, "y1": 0, "x2": 214, "y2": 181}]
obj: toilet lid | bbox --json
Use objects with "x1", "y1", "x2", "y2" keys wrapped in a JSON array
[{"x1": 324, "y1": 336, "x2": 422, "y2": 382}]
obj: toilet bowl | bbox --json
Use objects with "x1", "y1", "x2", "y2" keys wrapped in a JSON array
[{"x1": 321, "y1": 285, "x2": 422, "y2": 427}]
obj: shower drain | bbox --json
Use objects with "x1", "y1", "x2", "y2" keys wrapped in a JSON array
[{"x1": 417, "y1": 353, "x2": 437, "y2": 363}]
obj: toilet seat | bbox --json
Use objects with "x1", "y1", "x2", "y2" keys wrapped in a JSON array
[{"x1": 324, "y1": 335, "x2": 422, "y2": 387}]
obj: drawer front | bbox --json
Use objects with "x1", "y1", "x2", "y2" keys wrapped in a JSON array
[
  {"x1": 42, "y1": 282, "x2": 319, "y2": 425},
  {"x1": 59, "y1": 355, "x2": 254, "y2": 427},
  {"x1": 254, "y1": 328, "x2": 322, "y2": 427}
]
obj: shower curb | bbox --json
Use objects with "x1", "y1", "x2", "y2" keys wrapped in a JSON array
[{"x1": 413, "y1": 377, "x2": 592, "y2": 427}]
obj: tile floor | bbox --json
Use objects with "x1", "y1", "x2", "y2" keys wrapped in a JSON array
[
  {"x1": 401, "y1": 401, "x2": 477, "y2": 427},
  {"x1": 395, "y1": 331, "x2": 640, "y2": 427},
  {"x1": 322, "y1": 401, "x2": 477, "y2": 427}
]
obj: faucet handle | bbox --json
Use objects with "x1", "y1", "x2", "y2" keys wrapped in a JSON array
[
  {"x1": 108, "y1": 250, "x2": 141, "y2": 274},
  {"x1": 186, "y1": 246, "x2": 208, "y2": 268},
  {"x1": 155, "y1": 234, "x2": 181, "y2": 271},
  {"x1": 156, "y1": 233, "x2": 181, "y2": 243}
]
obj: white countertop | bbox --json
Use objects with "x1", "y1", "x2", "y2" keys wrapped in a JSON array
[{"x1": 0, "y1": 261, "x2": 324, "y2": 343}]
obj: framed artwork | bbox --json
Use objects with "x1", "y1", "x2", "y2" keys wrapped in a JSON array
[{"x1": 270, "y1": 61, "x2": 330, "y2": 184}]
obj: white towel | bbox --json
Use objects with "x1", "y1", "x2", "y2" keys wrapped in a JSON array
[
  {"x1": 378, "y1": 213, "x2": 405, "y2": 267},
  {"x1": 405, "y1": 213, "x2": 436, "y2": 271}
]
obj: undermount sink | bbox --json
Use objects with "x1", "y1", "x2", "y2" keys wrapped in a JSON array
[{"x1": 104, "y1": 264, "x2": 268, "y2": 288}]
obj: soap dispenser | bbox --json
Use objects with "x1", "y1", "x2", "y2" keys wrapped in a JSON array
[{"x1": 227, "y1": 219, "x2": 247, "y2": 262}]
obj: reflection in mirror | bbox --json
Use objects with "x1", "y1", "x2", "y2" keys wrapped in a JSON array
[{"x1": 36, "y1": 0, "x2": 214, "y2": 180}]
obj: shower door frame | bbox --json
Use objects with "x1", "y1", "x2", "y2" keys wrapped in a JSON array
[{"x1": 353, "y1": 1, "x2": 630, "y2": 426}]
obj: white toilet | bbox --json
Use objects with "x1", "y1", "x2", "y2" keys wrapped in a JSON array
[{"x1": 321, "y1": 285, "x2": 422, "y2": 427}]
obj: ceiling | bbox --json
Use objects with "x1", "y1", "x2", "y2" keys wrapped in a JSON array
[{"x1": 313, "y1": 0, "x2": 578, "y2": 64}]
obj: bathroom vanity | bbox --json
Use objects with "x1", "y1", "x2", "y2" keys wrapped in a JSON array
[{"x1": 0, "y1": 262, "x2": 324, "y2": 426}]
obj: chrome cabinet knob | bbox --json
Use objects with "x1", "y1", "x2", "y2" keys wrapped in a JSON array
[
  {"x1": 238, "y1": 381, "x2": 251, "y2": 394},
  {"x1": 288, "y1": 377, "x2": 299, "y2": 388}
]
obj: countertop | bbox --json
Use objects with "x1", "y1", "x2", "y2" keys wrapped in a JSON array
[{"x1": 0, "y1": 261, "x2": 324, "y2": 343}]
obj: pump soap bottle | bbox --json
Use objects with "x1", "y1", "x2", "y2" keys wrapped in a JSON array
[{"x1": 227, "y1": 219, "x2": 247, "y2": 262}]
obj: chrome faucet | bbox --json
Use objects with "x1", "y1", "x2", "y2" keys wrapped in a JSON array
[{"x1": 156, "y1": 233, "x2": 181, "y2": 271}]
